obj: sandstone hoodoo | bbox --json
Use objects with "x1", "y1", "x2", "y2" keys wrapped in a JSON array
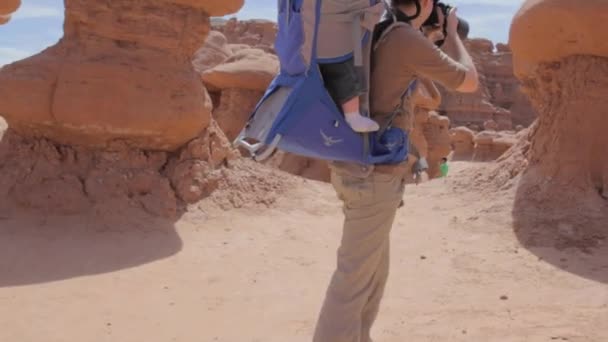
[
  {"x1": 507, "y1": 0, "x2": 608, "y2": 238},
  {"x1": 0, "y1": 0, "x2": 244, "y2": 151},
  {"x1": 0, "y1": 0, "x2": 266, "y2": 217},
  {"x1": 0, "y1": 0, "x2": 20, "y2": 25}
]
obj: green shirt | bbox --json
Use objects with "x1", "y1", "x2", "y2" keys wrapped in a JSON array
[{"x1": 440, "y1": 163, "x2": 449, "y2": 177}]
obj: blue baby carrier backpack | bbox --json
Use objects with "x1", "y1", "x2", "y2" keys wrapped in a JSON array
[{"x1": 233, "y1": 0, "x2": 418, "y2": 165}]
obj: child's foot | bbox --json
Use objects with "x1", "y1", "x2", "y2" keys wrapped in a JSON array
[{"x1": 345, "y1": 112, "x2": 379, "y2": 132}]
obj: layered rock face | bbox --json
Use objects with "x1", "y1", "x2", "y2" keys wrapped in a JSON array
[
  {"x1": 0, "y1": 0, "x2": 19, "y2": 24},
  {"x1": 472, "y1": 131, "x2": 517, "y2": 162},
  {"x1": 0, "y1": 0, "x2": 243, "y2": 151},
  {"x1": 437, "y1": 39, "x2": 537, "y2": 130},
  {"x1": 212, "y1": 18, "x2": 277, "y2": 51}
]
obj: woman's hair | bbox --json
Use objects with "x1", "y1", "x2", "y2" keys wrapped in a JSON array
[
  {"x1": 372, "y1": 0, "x2": 422, "y2": 45},
  {"x1": 389, "y1": 0, "x2": 422, "y2": 21}
]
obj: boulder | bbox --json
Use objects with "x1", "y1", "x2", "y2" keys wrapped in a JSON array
[
  {"x1": 213, "y1": 18, "x2": 277, "y2": 48},
  {"x1": 192, "y1": 30, "x2": 233, "y2": 74},
  {"x1": 450, "y1": 126, "x2": 475, "y2": 160},
  {"x1": 202, "y1": 48, "x2": 278, "y2": 91}
]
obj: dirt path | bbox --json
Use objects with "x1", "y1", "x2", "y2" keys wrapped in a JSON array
[{"x1": 1, "y1": 162, "x2": 606, "y2": 342}]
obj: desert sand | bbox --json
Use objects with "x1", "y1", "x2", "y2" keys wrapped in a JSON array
[
  {"x1": 1, "y1": 162, "x2": 606, "y2": 342},
  {"x1": 1, "y1": 0, "x2": 607, "y2": 341}
]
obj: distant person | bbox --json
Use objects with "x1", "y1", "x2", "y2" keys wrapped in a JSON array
[{"x1": 440, "y1": 157, "x2": 449, "y2": 178}]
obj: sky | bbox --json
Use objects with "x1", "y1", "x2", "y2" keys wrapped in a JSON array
[{"x1": 0, "y1": 0, "x2": 524, "y2": 66}]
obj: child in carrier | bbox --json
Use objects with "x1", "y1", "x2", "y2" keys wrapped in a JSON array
[{"x1": 316, "y1": 0, "x2": 382, "y2": 133}]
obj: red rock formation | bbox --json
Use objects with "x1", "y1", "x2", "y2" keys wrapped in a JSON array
[
  {"x1": 407, "y1": 78, "x2": 453, "y2": 179},
  {"x1": 0, "y1": 0, "x2": 270, "y2": 217},
  {"x1": 471, "y1": 0, "x2": 608, "y2": 253},
  {"x1": 201, "y1": 48, "x2": 278, "y2": 142},
  {"x1": 472, "y1": 131, "x2": 517, "y2": 162},
  {"x1": 0, "y1": 0, "x2": 20, "y2": 25},
  {"x1": 202, "y1": 48, "x2": 278, "y2": 92},
  {"x1": 483, "y1": 120, "x2": 499, "y2": 131},
  {"x1": 192, "y1": 31, "x2": 233, "y2": 74},
  {"x1": 437, "y1": 39, "x2": 537, "y2": 129},
  {"x1": 450, "y1": 126, "x2": 475, "y2": 160},
  {"x1": 213, "y1": 18, "x2": 277, "y2": 51},
  {"x1": 0, "y1": 0, "x2": 243, "y2": 151},
  {"x1": 411, "y1": 110, "x2": 430, "y2": 161},
  {"x1": 0, "y1": 0, "x2": 19, "y2": 13},
  {"x1": 509, "y1": 0, "x2": 608, "y2": 205},
  {"x1": 423, "y1": 112, "x2": 451, "y2": 178}
]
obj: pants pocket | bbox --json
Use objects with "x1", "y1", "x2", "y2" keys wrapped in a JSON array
[
  {"x1": 371, "y1": 173, "x2": 406, "y2": 200},
  {"x1": 331, "y1": 171, "x2": 372, "y2": 208}
]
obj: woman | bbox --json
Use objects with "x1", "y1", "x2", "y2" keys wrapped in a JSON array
[{"x1": 313, "y1": 1, "x2": 479, "y2": 341}]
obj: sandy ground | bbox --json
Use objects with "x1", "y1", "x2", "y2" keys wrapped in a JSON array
[{"x1": 0, "y1": 162, "x2": 607, "y2": 342}]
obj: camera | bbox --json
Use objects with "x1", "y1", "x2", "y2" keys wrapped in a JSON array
[{"x1": 423, "y1": 0, "x2": 470, "y2": 45}]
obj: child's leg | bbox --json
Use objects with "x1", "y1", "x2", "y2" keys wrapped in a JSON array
[
  {"x1": 319, "y1": 58, "x2": 379, "y2": 133},
  {"x1": 342, "y1": 96, "x2": 379, "y2": 133}
]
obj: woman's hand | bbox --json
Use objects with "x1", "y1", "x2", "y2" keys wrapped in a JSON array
[{"x1": 446, "y1": 7, "x2": 459, "y2": 37}]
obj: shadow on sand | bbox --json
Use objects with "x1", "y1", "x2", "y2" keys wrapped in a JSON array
[
  {"x1": 512, "y1": 174, "x2": 608, "y2": 284},
  {"x1": 0, "y1": 208, "x2": 183, "y2": 287}
]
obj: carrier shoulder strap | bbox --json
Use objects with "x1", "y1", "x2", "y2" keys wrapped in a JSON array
[{"x1": 372, "y1": 21, "x2": 409, "y2": 52}]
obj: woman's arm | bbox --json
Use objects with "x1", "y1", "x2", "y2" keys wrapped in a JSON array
[{"x1": 440, "y1": 8, "x2": 479, "y2": 93}]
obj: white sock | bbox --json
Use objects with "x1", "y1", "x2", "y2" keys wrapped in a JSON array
[{"x1": 344, "y1": 112, "x2": 379, "y2": 132}]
